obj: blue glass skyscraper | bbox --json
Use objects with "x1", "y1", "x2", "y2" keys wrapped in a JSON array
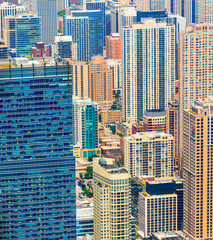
[
  {"x1": 64, "y1": 10, "x2": 103, "y2": 62},
  {"x1": 63, "y1": 16, "x2": 89, "y2": 62},
  {"x1": 0, "y1": 57, "x2": 76, "y2": 239},
  {"x1": 16, "y1": 15, "x2": 41, "y2": 57}
]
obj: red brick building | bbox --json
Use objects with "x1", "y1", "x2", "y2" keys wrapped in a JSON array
[{"x1": 106, "y1": 33, "x2": 121, "y2": 59}]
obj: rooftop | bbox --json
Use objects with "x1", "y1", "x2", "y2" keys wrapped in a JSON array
[
  {"x1": 144, "y1": 109, "x2": 166, "y2": 118},
  {"x1": 0, "y1": 57, "x2": 69, "y2": 69},
  {"x1": 98, "y1": 158, "x2": 128, "y2": 174},
  {"x1": 125, "y1": 131, "x2": 173, "y2": 141}
]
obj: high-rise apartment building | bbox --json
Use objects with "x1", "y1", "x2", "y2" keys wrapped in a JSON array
[
  {"x1": 71, "y1": 10, "x2": 103, "y2": 60},
  {"x1": 93, "y1": 157, "x2": 132, "y2": 240},
  {"x1": 68, "y1": 60, "x2": 89, "y2": 98},
  {"x1": 166, "y1": 100, "x2": 179, "y2": 169},
  {"x1": 183, "y1": 0, "x2": 213, "y2": 24},
  {"x1": 106, "y1": 33, "x2": 121, "y2": 60},
  {"x1": 54, "y1": 36, "x2": 77, "y2": 59},
  {"x1": 35, "y1": 0, "x2": 57, "y2": 41},
  {"x1": 89, "y1": 55, "x2": 113, "y2": 110},
  {"x1": 0, "y1": 2, "x2": 24, "y2": 39},
  {"x1": 124, "y1": 132, "x2": 174, "y2": 178},
  {"x1": 196, "y1": 0, "x2": 213, "y2": 23},
  {"x1": 73, "y1": 96, "x2": 100, "y2": 158},
  {"x1": 84, "y1": 0, "x2": 106, "y2": 45},
  {"x1": 15, "y1": 15, "x2": 41, "y2": 57},
  {"x1": 170, "y1": 0, "x2": 184, "y2": 16},
  {"x1": 64, "y1": 10, "x2": 103, "y2": 62},
  {"x1": 106, "y1": 58, "x2": 122, "y2": 94},
  {"x1": 122, "y1": 19, "x2": 175, "y2": 123},
  {"x1": 3, "y1": 16, "x2": 16, "y2": 48},
  {"x1": 179, "y1": 23, "x2": 213, "y2": 172},
  {"x1": 63, "y1": 15, "x2": 89, "y2": 62},
  {"x1": 0, "y1": 40, "x2": 8, "y2": 59},
  {"x1": 119, "y1": 7, "x2": 137, "y2": 34},
  {"x1": 0, "y1": 57, "x2": 76, "y2": 239},
  {"x1": 183, "y1": 97, "x2": 213, "y2": 239},
  {"x1": 135, "y1": 0, "x2": 150, "y2": 11},
  {"x1": 150, "y1": 0, "x2": 170, "y2": 11},
  {"x1": 110, "y1": 2, "x2": 136, "y2": 34},
  {"x1": 139, "y1": 180, "x2": 183, "y2": 236}
]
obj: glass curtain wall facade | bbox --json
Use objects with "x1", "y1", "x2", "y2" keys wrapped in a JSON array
[
  {"x1": 15, "y1": 15, "x2": 41, "y2": 57},
  {"x1": 71, "y1": 11, "x2": 103, "y2": 61},
  {"x1": 85, "y1": 1, "x2": 106, "y2": 45},
  {"x1": 0, "y1": 61, "x2": 76, "y2": 239},
  {"x1": 63, "y1": 16, "x2": 89, "y2": 62}
]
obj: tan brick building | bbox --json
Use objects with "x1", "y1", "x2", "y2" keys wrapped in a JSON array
[
  {"x1": 179, "y1": 23, "x2": 213, "y2": 173},
  {"x1": 183, "y1": 97, "x2": 213, "y2": 240},
  {"x1": 68, "y1": 60, "x2": 89, "y2": 98},
  {"x1": 101, "y1": 110, "x2": 122, "y2": 124},
  {"x1": 89, "y1": 55, "x2": 113, "y2": 110}
]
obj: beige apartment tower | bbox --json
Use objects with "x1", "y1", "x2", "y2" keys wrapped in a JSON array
[
  {"x1": 183, "y1": 97, "x2": 213, "y2": 240},
  {"x1": 3, "y1": 16, "x2": 16, "y2": 48},
  {"x1": 179, "y1": 23, "x2": 213, "y2": 173},
  {"x1": 93, "y1": 157, "x2": 132, "y2": 240},
  {"x1": 68, "y1": 60, "x2": 89, "y2": 98},
  {"x1": 89, "y1": 55, "x2": 113, "y2": 110},
  {"x1": 124, "y1": 132, "x2": 174, "y2": 178}
]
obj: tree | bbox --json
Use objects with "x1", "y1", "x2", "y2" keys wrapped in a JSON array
[
  {"x1": 111, "y1": 104, "x2": 117, "y2": 110},
  {"x1": 118, "y1": 133, "x2": 125, "y2": 138},
  {"x1": 86, "y1": 166, "x2": 93, "y2": 178},
  {"x1": 115, "y1": 93, "x2": 119, "y2": 99},
  {"x1": 88, "y1": 154, "x2": 98, "y2": 162},
  {"x1": 110, "y1": 126, "x2": 116, "y2": 134},
  {"x1": 57, "y1": 9, "x2": 65, "y2": 16},
  {"x1": 99, "y1": 113, "x2": 102, "y2": 122}
]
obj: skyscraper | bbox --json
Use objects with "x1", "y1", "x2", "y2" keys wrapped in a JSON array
[
  {"x1": 119, "y1": 7, "x2": 137, "y2": 34},
  {"x1": 150, "y1": 0, "x2": 170, "y2": 11},
  {"x1": 35, "y1": 0, "x2": 57, "y2": 41},
  {"x1": 73, "y1": 96, "x2": 100, "y2": 158},
  {"x1": 15, "y1": 15, "x2": 41, "y2": 57},
  {"x1": 64, "y1": 10, "x2": 103, "y2": 62},
  {"x1": 139, "y1": 180, "x2": 183, "y2": 236},
  {"x1": 71, "y1": 10, "x2": 103, "y2": 60},
  {"x1": 84, "y1": 0, "x2": 106, "y2": 45},
  {"x1": 93, "y1": 157, "x2": 132, "y2": 240},
  {"x1": 183, "y1": 97, "x2": 213, "y2": 239},
  {"x1": 179, "y1": 23, "x2": 213, "y2": 173},
  {"x1": 3, "y1": 16, "x2": 16, "y2": 49},
  {"x1": 0, "y1": 57, "x2": 76, "y2": 239},
  {"x1": 196, "y1": 0, "x2": 213, "y2": 23},
  {"x1": 166, "y1": 100, "x2": 179, "y2": 170},
  {"x1": 106, "y1": 33, "x2": 121, "y2": 60},
  {"x1": 106, "y1": 58, "x2": 122, "y2": 95},
  {"x1": 0, "y1": 2, "x2": 25, "y2": 39},
  {"x1": 89, "y1": 55, "x2": 113, "y2": 110},
  {"x1": 110, "y1": 3, "x2": 135, "y2": 34},
  {"x1": 124, "y1": 132, "x2": 174, "y2": 178},
  {"x1": 54, "y1": 36, "x2": 77, "y2": 59},
  {"x1": 122, "y1": 19, "x2": 175, "y2": 123},
  {"x1": 63, "y1": 15, "x2": 89, "y2": 62},
  {"x1": 68, "y1": 59, "x2": 89, "y2": 98}
]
